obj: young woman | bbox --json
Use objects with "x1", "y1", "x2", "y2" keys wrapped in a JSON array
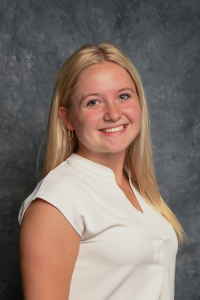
[{"x1": 19, "y1": 43, "x2": 185, "y2": 300}]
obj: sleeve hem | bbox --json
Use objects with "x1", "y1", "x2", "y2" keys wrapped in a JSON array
[{"x1": 18, "y1": 196, "x2": 82, "y2": 237}]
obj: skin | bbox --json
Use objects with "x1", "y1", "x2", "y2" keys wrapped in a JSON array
[
  {"x1": 19, "y1": 61, "x2": 142, "y2": 300},
  {"x1": 59, "y1": 61, "x2": 142, "y2": 186},
  {"x1": 19, "y1": 200, "x2": 80, "y2": 300}
]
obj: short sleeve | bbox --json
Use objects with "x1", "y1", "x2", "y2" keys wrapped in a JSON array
[{"x1": 18, "y1": 168, "x2": 85, "y2": 237}]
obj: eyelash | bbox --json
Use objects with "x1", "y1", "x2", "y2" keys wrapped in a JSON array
[
  {"x1": 119, "y1": 93, "x2": 130, "y2": 100},
  {"x1": 86, "y1": 93, "x2": 130, "y2": 106},
  {"x1": 87, "y1": 100, "x2": 99, "y2": 106}
]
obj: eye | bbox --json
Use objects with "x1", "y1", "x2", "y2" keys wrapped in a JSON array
[
  {"x1": 87, "y1": 100, "x2": 99, "y2": 106},
  {"x1": 119, "y1": 94, "x2": 130, "y2": 100}
]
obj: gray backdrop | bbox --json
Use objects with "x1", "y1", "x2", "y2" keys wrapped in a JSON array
[{"x1": 0, "y1": 0, "x2": 200, "y2": 299}]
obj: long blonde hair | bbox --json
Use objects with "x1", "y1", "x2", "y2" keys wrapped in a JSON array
[{"x1": 43, "y1": 42, "x2": 186, "y2": 245}]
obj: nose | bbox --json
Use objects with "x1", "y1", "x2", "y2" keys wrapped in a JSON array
[{"x1": 104, "y1": 102, "x2": 122, "y2": 122}]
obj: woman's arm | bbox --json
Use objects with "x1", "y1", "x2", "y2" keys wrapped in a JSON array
[{"x1": 19, "y1": 198, "x2": 80, "y2": 300}]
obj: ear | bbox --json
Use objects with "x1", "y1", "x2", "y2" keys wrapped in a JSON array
[{"x1": 58, "y1": 106, "x2": 75, "y2": 130}]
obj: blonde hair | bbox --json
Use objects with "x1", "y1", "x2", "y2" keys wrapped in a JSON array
[{"x1": 43, "y1": 42, "x2": 186, "y2": 245}]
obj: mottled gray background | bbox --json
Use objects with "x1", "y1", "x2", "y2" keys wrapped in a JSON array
[{"x1": 0, "y1": 0, "x2": 199, "y2": 299}]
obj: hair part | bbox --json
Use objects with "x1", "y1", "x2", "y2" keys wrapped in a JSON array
[{"x1": 42, "y1": 42, "x2": 186, "y2": 245}]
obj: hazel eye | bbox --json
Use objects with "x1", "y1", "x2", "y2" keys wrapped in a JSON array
[{"x1": 119, "y1": 94, "x2": 130, "y2": 100}]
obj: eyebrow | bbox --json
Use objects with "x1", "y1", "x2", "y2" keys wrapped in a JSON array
[
  {"x1": 118, "y1": 87, "x2": 136, "y2": 93},
  {"x1": 119, "y1": 87, "x2": 139, "y2": 98},
  {"x1": 79, "y1": 93, "x2": 100, "y2": 106}
]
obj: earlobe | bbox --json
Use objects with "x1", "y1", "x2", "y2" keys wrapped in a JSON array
[{"x1": 58, "y1": 106, "x2": 75, "y2": 130}]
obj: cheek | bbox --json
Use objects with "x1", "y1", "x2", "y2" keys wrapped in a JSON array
[
  {"x1": 84, "y1": 110, "x2": 103, "y2": 127},
  {"x1": 136, "y1": 106, "x2": 142, "y2": 123},
  {"x1": 72, "y1": 111, "x2": 100, "y2": 133},
  {"x1": 126, "y1": 102, "x2": 141, "y2": 122}
]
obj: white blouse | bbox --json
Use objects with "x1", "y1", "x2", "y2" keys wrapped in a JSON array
[{"x1": 19, "y1": 153, "x2": 178, "y2": 300}]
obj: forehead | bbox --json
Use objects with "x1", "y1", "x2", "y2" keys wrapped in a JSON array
[{"x1": 75, "y1": 61, "x2": 135, "y2": 90}]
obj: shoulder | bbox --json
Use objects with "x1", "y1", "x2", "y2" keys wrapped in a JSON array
[
  {"x1": 32, "y1": 159, "x2": 87, "y2": 199},
  {"x1": 43, "y1": 159, "x2": 81, "y2": 185},
  {"x1": 18, "y1": 159, "x2": 90, "y2": 235}
]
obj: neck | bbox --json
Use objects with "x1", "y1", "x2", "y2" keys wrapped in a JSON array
[{"x1": 76, "y1": 148, "x2": 127, "y2": 186}]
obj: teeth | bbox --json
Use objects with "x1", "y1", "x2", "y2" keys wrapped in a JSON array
[{"x1": 101, "y1": 125, "x2": 125, "y2": 133}]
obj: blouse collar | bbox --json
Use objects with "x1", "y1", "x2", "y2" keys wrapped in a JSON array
[{"x1": 67, "y1": 153, "x2": 115, "y2": 178}]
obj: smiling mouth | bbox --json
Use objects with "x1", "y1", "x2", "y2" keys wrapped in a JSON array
[{"x1": 100, "y1": 125, "x2": 125, "y2": 133}]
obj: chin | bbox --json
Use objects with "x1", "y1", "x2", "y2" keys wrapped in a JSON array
[
  {"x1": 107, "y1": 141, "x2": 132, "y2": 152},
  {"x1": 104, "y1": 145, "x2": 128, "y2": 154}
]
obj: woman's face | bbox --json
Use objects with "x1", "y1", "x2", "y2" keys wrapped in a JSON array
[{"x1": 60, "y1": 61, "x2": 142, "y2": 159}]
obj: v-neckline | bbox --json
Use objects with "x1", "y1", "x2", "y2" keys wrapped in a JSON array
[
  {"x1": 114, "y1": 178, "x2": 144, "y2": 214},
  {"x1": 68, "y1": 154, "x2": 148, "y2": 215}
]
